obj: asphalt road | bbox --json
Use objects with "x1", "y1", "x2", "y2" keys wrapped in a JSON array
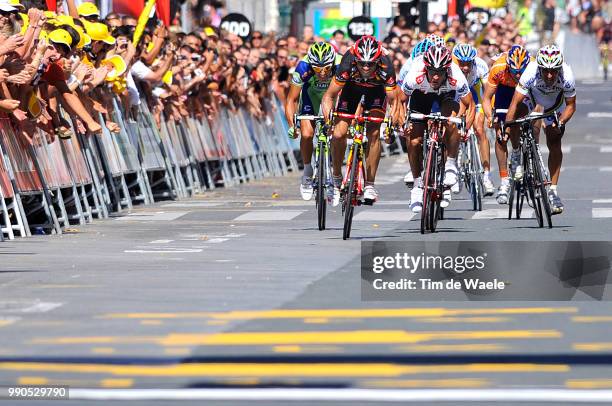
[{"x1": 1, "y1": 81, "x2": 612, "y2": 405}]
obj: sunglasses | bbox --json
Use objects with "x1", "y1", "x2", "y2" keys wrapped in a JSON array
[
  {"x1": 0, "y1": 10, "x2": 15, "y2": 16},
  {"x1": 426, "y1": 67, "x2": 447, "y2": 76},
  {"x1": 252, "y1": 35, "x2": 263, "y2": 40},
  {"x1": 277, "y1": 42, "x2": 287, "y2": 47},
  {"x1": 357, "y1": 61, "x2": 376, "y2": 68},
  {"x1": 312, "y1": 65, "x2": 332, "y2": 75},
  {"x1": 540, "y1": 67, "x2": 560, "y2": 75}
]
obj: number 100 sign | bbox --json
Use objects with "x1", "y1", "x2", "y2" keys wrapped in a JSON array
[{"x1": 220, "y1": 13, "x2": 252, "y2": 39}]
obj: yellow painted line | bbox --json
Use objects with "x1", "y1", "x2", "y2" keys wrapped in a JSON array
[
  {"x1": 415, "y1": 317, "x2": 510, "y2": 323},
  {"x1": 396, "y1": 343, "x2": 510, "y2": 353},
  {"x1": 99, "y1": 307, "x2": 577, "y2": 320},
  {"x1": 303, "y1": 318, "x2": 329, "y2": 324},
  {"x1": 100, "y1": 379, "x2": 133, "y2": 388},
  {"x1": 30, "y1": 329, "x2": 562, "y2": 347},
  {"x1": 566, "y1": 379, "x2": 612, "y2": 389},
  {"x1": 573, "y1": 343, "x2": 612, "y2": 352},
  {"x1": 362, "y1": 378, "x2": 492, "y2": 388},
  {"x1": 572, "y1": 316, "x2": 612, "y2": 323},
  {"x1": 273, "y1": 345, "x2": 302, "y2": 353},
  {"x1": 0, "y1": 320, "x2": 15, "y2": 328},
  {"x1": 91, "y1": 347, "x2": 116, "y2": 354},
  {"x1": 140, "y1": 320, "x2": 163, "y2": 326},
  {"x1": 206, "y1": 320, "x2": 228, "y2": 326},
  {"x1": 18, "y1": 376, "x2": 48, "y2": 385},
  {"x1": 0, "y1": 362, "x2": 569, "y2": 377},
  {"x1": 164, "y1": 348, "x2": 191, "y2": 356}
]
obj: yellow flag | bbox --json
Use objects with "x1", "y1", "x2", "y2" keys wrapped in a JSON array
[{"x1": 133, "y1": 0, "x2": 156, "y2": 46}]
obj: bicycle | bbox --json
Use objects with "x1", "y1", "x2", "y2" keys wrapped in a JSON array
[
  {"x1": 457, "y1": 127, "x2": 485, "y2": 211},
  {"x1": 408, "y1": 112, "x2": 464, "y2": 234},
  {"x1": 333, "y1": 111, "x2": 388, "y2": 240},
  {"x1": 500, "y1": 111, "x2": 556, "y2": 229},
  {"x1": 294, "y1": 114, "x2": 332, "y2": 231}
]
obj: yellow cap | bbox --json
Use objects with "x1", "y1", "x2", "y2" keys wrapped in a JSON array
[
  {"x1": 73, "y1": 25, "x2": 91, "y2": 48},
  {"x1": 102, "y1": 55, "x2": 127, "y2": 81},
  {"x1": 55, "y1": 14, "x2": 75, "y2": 27},
  {"x1": 77, "y1": 2, "x2": 99, "y2": 17},
  {"x1": 8, "y1": 0, "x2": 24, "y2": 10},
  {"x1": 84, "y1": 21, "x2": 115, "y2": 45},
  {"x1": 43, "y1": 10, "x2": 56, "y2": 19},
  {"x1": 39, "y1": 30, "x2": 48, "y2": 41},
  {"x1": 204, "y1": 27, "x2": 217, "y2": 37},
  {"x1": 48, "y1": 28, "x2": 73, "y2": 49}
]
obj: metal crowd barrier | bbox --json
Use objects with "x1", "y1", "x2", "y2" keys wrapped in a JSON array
[{"x1": 0, "y1": 95, "x2": 299, "y2": 239}]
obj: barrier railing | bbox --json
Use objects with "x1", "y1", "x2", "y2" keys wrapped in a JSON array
[{"x1": 0, "y1": 95, "x2": 299, "y2": 239}]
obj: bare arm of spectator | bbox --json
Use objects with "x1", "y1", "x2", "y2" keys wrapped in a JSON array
[
  {"x1": 54, "y1": 81, "x2": 102, "y2": 134},
  {"x1": 0, "y1": 35, "x2": 25, "y2": 58},
  {"x1": 66, "y1": 0, "x2": 79, "y2": 19},
  {"x1": 141, "y1": 26, "x2": 167, "y2": 65}
]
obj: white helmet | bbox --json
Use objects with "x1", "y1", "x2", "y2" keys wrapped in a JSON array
[{"x1": 536, "y1": 45, "x2": 564, "y2": 69}]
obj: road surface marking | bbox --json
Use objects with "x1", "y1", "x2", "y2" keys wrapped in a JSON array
[
  {"x1": 64, "y1": 387, "x2": 612, "y2": 402},
  {"x1": 592, "y1": 208, "x2": 612, "y2": 218},
  {"x1": 205, "y1": 238, "x2": 229, "y2": 244},
  {"x1": 161, "y1": 202, "x2": 223, "y2": 208},
  {"x1": 100, "y1": 379, "x2": 133, "y2": 388},
  {"x1": 471, "y1": 209, "x2": 533, "y2": 219},
  {"x1": 593, "y1": 198, "x2": 612, "y2": 204},
  {"x1": 587, "y1": 112, "x2": 612, "y2": 118},
  {"x1": 149, "y1": 240, "x2": 174, "y2": 244},
  {"x1": 0, "y1": 362, "x2": 568, "y2": 378},
  {"x1": 29, "y1": 329, "x2": 561, "y2": 346},
  {"x1": 233, "y1": 211, "x2": 304, "y2": 221},
  {"x1": 18, "y1": 377, "x2": 48, "y2": 385},
  {"x1": 116, "y1": 212, "x2": 187, "y2": 221},
  {"x1": 573, "y1": 343, "x2": 612, "y2": 351},
  {"x1": 572, "y1": 316, "x2": 612, "y2": 322},
  {"x1": 124, "y1": 248, "x2": 203, "y2": 254},
  {"x1": 98, "y1": 307, "x2": 577, "y2": 320},
  {"x1": 600, "y1": 167, "x2": 612, "y2": 172},
  {"x1": 354, "y1": 210, "x2": 415, "y2": 222},
  {"x1": 395, "y1": 343, "x2": 509, "y2": 353},
  {"x1": 601, "y1": 146, "x2": 612, "y2": 153},
  {"x1": 566, "y1": 380, "x2": 612, "y2": 389}
]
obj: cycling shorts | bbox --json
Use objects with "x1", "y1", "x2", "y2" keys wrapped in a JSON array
[
  {"x1": 298, "y1": 82, "x2": 325, "y2": 115},
  {"x1": 493, "y1": 84, "x2": 515, "y2": 121},
  {"x1": 409, "y1": 90, "x2": 457, "y2": 114},
  {"x1": 336, "y1": 83, "x2": 386, "y2": 115}
]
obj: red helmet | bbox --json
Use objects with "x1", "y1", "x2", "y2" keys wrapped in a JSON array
[
  {"x1": 352, "y1": 35, "x2": 382, "y2": 63},
  {"x1": 423, "y1": 45, "x2": 453, "y2": 70}
]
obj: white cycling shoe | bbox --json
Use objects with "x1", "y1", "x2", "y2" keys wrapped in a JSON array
[
  {"x1": 483, "y1": 177, "x2": 495, "y2": 196},
  {"x1": 332, "y1": 187, "x2": 341, "y2": 207},
  {"x1": 511, "y1": 150, "x2": 523, "y2": 181},
  {"x1": 441, "y1": 189, "x2": 452, "y2": 208},
  {"x1": 300, "y1": 176, "x2": 314, "y2": 201},
  {"x1": 410, "y1": 185, "x2": 423, "y2": 213},
  {"x1": 443, "y1": 163, "x2": 459, "y2": 187},
  {"x1": 404, "y1": 171, "x2": 414, "y2": 187},
  {"x1": 363, "y1": 185, "x2": 379, "y2": 204}
]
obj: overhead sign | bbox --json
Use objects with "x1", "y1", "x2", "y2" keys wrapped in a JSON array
[
  {"x1": 220, "y1": 13, "x2": 252, "y2": 39},
  {"x1": 347, "y1": 16, "x2": 374, "y2": 41}
]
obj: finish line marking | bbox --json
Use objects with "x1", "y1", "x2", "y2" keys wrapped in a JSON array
[{"x1": 67, "y1": 388, "x2": 612, "y2": 402}]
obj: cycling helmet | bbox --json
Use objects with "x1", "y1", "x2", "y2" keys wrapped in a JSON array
[
  {"x1": 536, "y1": 44, "x2": 563, "y2": 69},
  {"x1": 453, "y1": 43, "x2": 477, "y2": 63},
  {"x1": 352, "y1": 35, "x2": 382, "y2": 63},
  {"x1": 307, "y1": 41, "x2": 336, "y2": 67},
  {"x1": 426, "y1": 34, "x2": 446, "y2": 48},
  {"x1": 423, "y1": 45, "x2": 453, "y2": 70},
  {"x1": 507, "y1": 45, "x2": 530, "y2": 74},
  {"x1": 411, "y1": 39, "x2": 433, "y2": 59}
]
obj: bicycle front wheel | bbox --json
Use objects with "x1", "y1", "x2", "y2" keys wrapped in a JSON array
[
  {"x1": 316, "y1": 141, "x2": 327, "y2": 231},
  {"x1": 531, "y1": 142, "x2": 553, "y2": 228},
  {"x1": 343, "y1": 145, "x2": 358, "y2": 240},
  {"x1": 421, "y1": 144, "x2": 436, "y2": 234}
]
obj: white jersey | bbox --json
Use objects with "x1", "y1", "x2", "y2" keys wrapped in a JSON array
[
  {"x1": 400, "y1": 58, "x2": 471, "y2": 99},
  {"x1": 397, "y1": 55, "x2": 422, "y2": 87},
  {"x1": 464, "y1": 56, "x2": 489, "y2": 88},
  {"x1": 516, "y1": 62, "x2": 576, "y2": 109}
]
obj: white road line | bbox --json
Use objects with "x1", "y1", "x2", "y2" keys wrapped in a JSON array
[
  {"x1": 161, "y1": 202, "x2": 223, "y2": 208},
  {"x1": 124, "y1": 248, "x2": 203, "y2": 254},
  {"x1": 116, "y1": 212, "x2": 188, "y2": 221},
  {"x1": 600, "y1": 167, "x2": 612, "y2": 172},
  {"x1": 587, "y1": 112, "x2": 612, "y2": 118},
  {"x1": 205, "y1": 238, "x2": 229, "y2": 244},
  {"x1": 0, "y1": 301, "x2": 63, "y2": 314},
  {"x1": 593, "y1": 208, "x2": 612, "y2": 218},
  {"x1": 354, "y1": 210, "x2": 415, "y2": 222},
  {"x1": 600, "y1": 146, "x2": 612, "y2": 153},
  {"x1": 593, "y1": 198, "x2": 612, "y2": 204},
  {"x1": 149, "y1": 240, "x2": 174, "y2": 244},
  {"x1": 471, "y1": 208, "x2": 533, "y2": 219},
  {"x1": 233, "y1": 210, "x2": 305, "y2": 221},
  {"x1": 68, "y1": 388, "x2": 612, "y2": 402}
]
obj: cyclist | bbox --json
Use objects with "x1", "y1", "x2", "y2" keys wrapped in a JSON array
[
  {"x1": 285, "y1": 42, "x2": 338, "y2": 200},
  {"x1": 321, "y1": 35, "x2": 401, "y2": 206},
  {"x1": 504, "y1": 45, "x2": 576, "y2": 214},
  {"x1": 398, "y1": 39, "x2": 434, "y2": 187},
  {"x1": 482, "y1": 45, "x2": 530, "y2": 205},
  {"x1": 400, "y1": 45, "x2": 473, "y2": 212},
  {"x1": 452, "y1": 43, "x2": 495, "y2": 196}
]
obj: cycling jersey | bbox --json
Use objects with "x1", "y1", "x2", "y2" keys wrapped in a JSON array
[
  {"x1": 291, "y1": 55, "x2": 340, "y2": 115},
  {"x1": 400, "y1": 58, "x2": 470, "y2": 99},
  {"x1": 487, "y1": 52, "x2": 521, "y2": 119},
  {"x1": 397, "y1": 55, "x2": 422, "y2": 88},
  {"x1": 457, "y1": 56, "x2": 489, "y2": 108},
  {"x1": 333, "y1": 52, "x2": 397, "y2": 92},
  {"x1": 516, "y1": 61, "x2": 576, "y2": 125}
]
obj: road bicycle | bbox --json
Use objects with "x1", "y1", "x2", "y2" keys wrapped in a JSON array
[
  {"x1": 457, "y1": 127, "x2": 485, "y2": 211},
  {"x1": 500, "y1": 111, "x2": 556, "y2": 229},
  {"x1": 294, "y1": 114, "x2": 332, "y2": 230},
  {"x1": 334, "y1": 111, "x2": 389, "y2": 240},
  {"x1": 408, "y1": 112, "x2": 464, "y2": 234}
]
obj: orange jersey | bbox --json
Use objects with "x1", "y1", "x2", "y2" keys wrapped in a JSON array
[{"x1": 487, "y1": 53, "x2": 519, "y2": 89}]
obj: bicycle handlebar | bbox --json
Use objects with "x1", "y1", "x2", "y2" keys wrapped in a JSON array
[
  {"x1": 503, "y1": 111, "x2": 558, "y2": 127},
  {"x1": 408, "y1": 112, "x2": 464, "y2": 125},
  {"x1": 334, "y1": 112, "x2": 387, "y2": 124},
  {"x1": 295, "y1": 114, "x2": 325, "y2": 121}
]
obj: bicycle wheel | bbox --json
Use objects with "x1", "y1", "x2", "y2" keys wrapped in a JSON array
[
  {"x1": 430, "y1": 143, "x2": 445, "y2": 232},
  {"x1": 508, "y1": 179, "x2": 516, "y2": 219},
  {"x1": 525, "y1": 169, "x2": 543, "y2": 227},
  {"x1": 316, "y1": 140, "x2": 327, "y2": 231},
  {"x1": 531, "y1": 141, "x2": 552, "y2": 229},
  {"x1": 421, "y1": 143, "x2": 435, "y2": 234},
  {"x1": 343, "y1": 145, "x2": 358, "y2": 240},
  {"x1": 470, "y1": 136, "x2": 483, "y2": 211}
]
